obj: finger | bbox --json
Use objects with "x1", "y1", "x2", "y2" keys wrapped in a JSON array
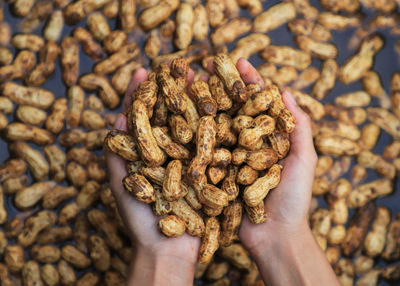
[
  {"x1": 236, "y1": 58, "x2": 265, "y2": 88},
  {"x1": 206, "y1": 59, "x2": 215, "y2": 74},
  {"x1": 122, "y1": 68, "x2": 149, "y2": 113},
  {"x1": 282, "y1": 90, "x2": 317, "y2": 166},
  {"x1": 188, "y1": 68, "x2": 194, "y2": 86}
]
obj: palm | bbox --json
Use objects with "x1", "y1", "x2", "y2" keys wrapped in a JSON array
[
  {"x1": 118, "y1": 185, "x2": 200, "y2": 260},
  {"x1": 106, "y1": 67, "x2": 200, "y2": 264}
]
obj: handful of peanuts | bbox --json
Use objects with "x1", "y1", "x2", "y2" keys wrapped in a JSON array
[
  {"x1": 105, "y1": 54, "x2": 295, "y2": 263},
  {"x1": 0, "y1": 0, "x2": 399, "y2": 284}
]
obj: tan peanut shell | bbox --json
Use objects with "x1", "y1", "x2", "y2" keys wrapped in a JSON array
[
  {"x1": 214, "y1": 53, "x2": 247, "y2": 102},
  {"x1": 123, "y1": 173, "x2": 156, "y2": 204},
  {"x1": 171, "y1": 198, "x2": 205, "y2": 237},
  {"x1": 130, "y1": 100, "x2": 166, "y2": 166},
  {"x1": 220, "y1": 200, "x2": 242, "y2": 247},
  {"x1": 104, "y1": 130, "x2": 140, "y2": 162},
  {"x1": 158, "y1": 215, "x2": 186, "y2": 237},
  {"x1": 199, "y1": 217, "x2": 220, "y2": 264},
  {"x1": 218, "y1": 244, "x2": 251, "y2": 270},
  {"x1": 243, "y1": 164, "x2": 282, "y2": 207},
  {"x1": 341, "y1": 202, "x2": 376, "y2": 257}
]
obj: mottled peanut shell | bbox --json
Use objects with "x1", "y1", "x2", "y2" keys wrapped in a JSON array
[
  {"x1": 238, "y1": 115, "x2": 276, "y2": 150},
  {"x1": 58, "y1": 260, "x2": 76, "y2": 286},
  {"x1": 199, "y1": 217, "x2": 220, "y2": 264},
  {"x1": 341, "y1": 202, "x2": 376, "y2": 257},
  {"x1": 232, "y1": 147, "x2": 278, "y2": 170},
  {"x1": 169, "y1": 115, "x2": 193, "y2": 144},
  {"x1": 218, "y1": 244, "x2": 251, "y2": 270},
  {"x1": 216, "y1": 113, "x2": 237, "y2": 146},
  {"x1": 209, "y1": 75, "x2": 232, "y2": 111},
  {"x1": 159, "y1": 215, "x2": 186, "y2": 237},
  {"x1": 367, "y1": 107, "x2": 400, "y2": 140},
  {"x1": 40, "y1": 264, "x2": 60, "y2": 286},
  {"x1": 253, "y1": 2, "x2": 296, "y2": 33},
  {"x1": 339, "y1": 35, "x2": 383, "y2": 84},
  {"x1": 18, "y1": 211, "x2": 57, "y2": 248},
  {"x1": 76, "y1": 272, "x2": 99, "y2": 286},
  {"x1": 171, "y1": 198, "x2": 205, "y2": 237},
  {"x1": 174, "y1": 3, "x2": 194, "y2": 50},
  {"x1": 156, "y1": 64, "x2": 186, "y2": 114},
  {"x1": 16, "y1": 105, "x2": 46, "y2": 126},
  {"x1": 237, "y1": 165, "x2": 258, "y2": 186},
  {"x1": 94, "y1": 43, "x2": 139, "y2": 75},
  {"x1": 4, "y1": 122, "x2": 54, "y2": 145},
  {"x1": 153, "y1": 187, "x2": 172, "y2": 216},
  {"x1": 244, "y1": 164, "x2": 282, "y2": 207},
  {"x1": 261, "y1": 45, "x2": 311, "y2": 71},
  {"x1": 190, "y1": 83, "x2": 217, "y2": 116},
  {"x1": 2, "y1": 82, "x2": 54, "y2": 109},
  {"x1": 163, "y1": 160, "x2": 186, "y2": 201},
  {"x1": 15, "y1": 181, "x2": 56, "y2": 209},
  {"x1": 132, "y1": 80, "x2": 158, "y2": 115},
  {"x1": 199, "y1": 185, "x2": 229, "y2": 209},
  {"x1": 130, "y1": 100, "x2": 166, "y2": 166},
  {"x1": 315, "y1": 135, "x2": 361, "y2": 156},
  {"x1": 364, "y1": 207, "x2": 390, "y2": 258},
  {"x1": 22, "y1": 261, "x2": 41, "y2": 285},
  {"x1": 88, "y1": 235, "x2": 110, "y2": 272},
  {"x1": 152, "y1": 126, "x2": 190, "y2": 160},
  {"x1": 187, "y1": 116, "x2": 216, "y2": 185},
  {"x1": 30, "y1": 245, "x2": 61, "y2": 264},
  {"x1": 220, "y1": 200, "x2": 242, "y2": 246},
  {"x1": 123, "y1": 173, "x2": 155, "y2": 204},
  {"x1": 382, "y1": 214, "x2": 400, "y2": 261},
  {"x1": 105, "y1": 130, "x2": 140, "y2": 162},
  {"x1": 61, "y1": 245, "x2": 91, "y2": 269},
  {"x1": 239, "y1": 88, "x2": 273, "y2": 116},
  {"x1": 211, "y1": 18, "x2": 252, "y2": 47},
  {"x1": 207, "y1": 167, "x2": 227, "y2": 185},
  {"x1": 10, "y1": 142, "x2": 49, "y2": 181},
  {"x1": 4, "y1": 245, "x2": 25, "y2": 273},
  {"x1": 138, "y1": 0, "x2": 179, "y2": 31},
  {"x1": 245, "y1": 202, "x2": 268, "y2": 224},
  {"x1": 347, "y1": 179, "x2": 393, "y2": 208},
  {"x1": 214, "y1": 53, "x2": 246, "y2": 102},
  {"x1": 42, "y1": 186, "x2": 78, "y2": 209},
  {"x1": 61, "y1": 37, "x2": 79, "y2": 86}
]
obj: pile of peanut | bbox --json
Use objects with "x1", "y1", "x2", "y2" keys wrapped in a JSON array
[
  {"x1": 0, "y1": 0, "x2": 398, "y2": 285},
  {"x1": 105, "y1": 54, "x2": 295, "y2": 263}
]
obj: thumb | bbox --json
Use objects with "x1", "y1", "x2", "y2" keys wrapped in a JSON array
[{"x1": 281, "y1": 90, "x2": 317, "y2": 169}]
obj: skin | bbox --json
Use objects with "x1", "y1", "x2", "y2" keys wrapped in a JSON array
[{"x1": 105, "y1": 58, "x2": 340, "y2": 286}]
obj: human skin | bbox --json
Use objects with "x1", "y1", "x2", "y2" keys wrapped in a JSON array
[{"x1": 105, "y1": 58, "x2": 340, "y2": 286}]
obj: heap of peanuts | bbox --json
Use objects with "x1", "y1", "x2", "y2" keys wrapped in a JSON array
[
  {"x1": 0, "y1": 0, "x2": 399, "y2": 285},
  {"x1": 105, "y1": 54, "x2": 295, "y2": 263}
]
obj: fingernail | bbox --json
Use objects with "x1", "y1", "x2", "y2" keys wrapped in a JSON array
[
  {"x1": 114, "y1": 114, "x2": 125, "y2": 129},
  {"x1": 283, "y1": 90, "x2": 297, "y2": 106}
]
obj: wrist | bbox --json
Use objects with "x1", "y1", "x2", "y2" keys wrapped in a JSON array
[
  {"x1": 247, "y1": 220, "x2": 312, "y2": 261},
  {"x1": 127, "y1": 247, "x2": 196, "y2": 286}
]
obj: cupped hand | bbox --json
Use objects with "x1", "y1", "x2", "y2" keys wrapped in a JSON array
[
  {"x1": 207, "y1": 58, "x2": 318, "y2": 255},
  {"x1": 105, "y1": 67, "x2": 200, "y2": 267}
]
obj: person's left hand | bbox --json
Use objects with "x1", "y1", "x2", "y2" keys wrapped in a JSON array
[{"x1": 105, "y1": 67, "x2": 199, "y2": 285}]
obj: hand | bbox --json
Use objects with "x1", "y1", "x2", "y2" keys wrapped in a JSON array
[
  {"x1": 105, "y1": 67, "x2": 199, "y2": 286},
  {"x1": 207, "y1": 59, "x2": 339, "y2": 286}
]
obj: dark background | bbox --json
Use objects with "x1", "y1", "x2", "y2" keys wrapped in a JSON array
[{"x1": 0, "y1": 0, "x2": 399, "y2": 285}]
